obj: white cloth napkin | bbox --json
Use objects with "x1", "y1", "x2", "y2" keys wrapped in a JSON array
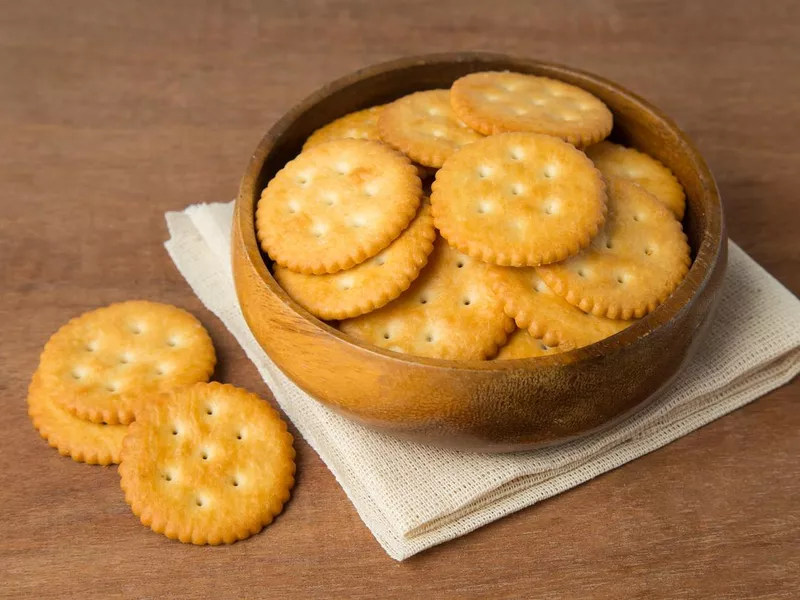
[{"x1": 165, "y1": 202, "x2": 800, "y2": 561}]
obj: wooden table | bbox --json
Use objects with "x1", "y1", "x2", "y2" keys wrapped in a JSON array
[{"x1": 2, "y1": 1, "x2": 799, "y2": 597}]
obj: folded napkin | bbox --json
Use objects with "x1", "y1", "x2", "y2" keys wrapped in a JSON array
[{"x1": 165, "y1": 202, "x2": 800, "y2": 561}]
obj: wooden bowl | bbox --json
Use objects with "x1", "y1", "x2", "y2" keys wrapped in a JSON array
[{"x1": 232, "y1": 53, "x2": 727, "y2": 452}]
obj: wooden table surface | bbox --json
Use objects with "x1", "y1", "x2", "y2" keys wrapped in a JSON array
[{"x1": 2, "y1": 1, "x2": 799, "y2": 598}]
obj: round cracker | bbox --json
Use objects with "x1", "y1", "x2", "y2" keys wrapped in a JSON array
[
  {"x1": 119, "y1": 382, "x2": 296, "y2": 545},
  {"x1": 495, "y1": 328, "x2": 571, "y2": 360},
  {"x1": 339, "y1": 237, "x2": 514, "y2": 360},
  {"x1": 585, "y1": 141, "x2": 686, "y2": 220},
  {"x1": 377, "y1": 90, "x2": 484, "y2": 168},
  {"x1": 274, "y1": 202, "x2": 436, "y2": 320},
  {"x1": 537, "y1": 178, "x2": 691, "y2": 319},
  {"x1": 28, "y1": 372, "x2": 128, "y2": 465},
  {"x1": 489, "y1": 266, "x2": 632, "y2": 348},
  {"x1": 302, "y1": 105, "x2": 384, "y2": 150},
  {"x1": 37, "y1": 301, "x2": 216, "y2": 425},
  {"x1": 450, "y1": 71, "x2": 613, "y2": 147},
  {"x1": 431, "y1": 132, "x2": 607, "y2": 266},
  {"x1": 257, "y1": 139, "x2": 422, "y2": 275}
]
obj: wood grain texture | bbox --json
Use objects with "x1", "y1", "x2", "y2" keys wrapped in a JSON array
[{"x1": 1, "y1": 0, "x2": 798, "y2": 597}]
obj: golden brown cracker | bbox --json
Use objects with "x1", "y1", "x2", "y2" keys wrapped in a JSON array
[
  {"x1": 450, "y1": 71, "x2": 612, "y2": 146},
  {"x1": 119, "y1": 382, "x2": 296, "y2": 545},
  {"x1": 537, "y1": 178, "x2": 691, "y2": 319},
  {"x1": 378, "y1": 90, "x2": 483, "y2": 168},
  {"x1": 274, "y1": 202, "x2": 436, "y2": 320},
  {"x1": 586, "y1": 141, "x2": 686, "y2": 220},
  {"x1": 257, "y1": 139, "x2": 422, "y2": 274},
  {"x1": 37, "y1": 301, "x2": 216, "y2": 425},
  {"x1": 302, "y1": 105, "x2": 384, "y2": 150},
  {"x1": 489, "y1": 267, "x2": 631, "y2": 348},
  {"x1": 431, "y1": 132, "x2": 607, "y2": 266},
  {"x1": 339, "y1": 237, "x2": 514, "y2": 360},
  {"x1": 28, "y1": 372, "x2": 128, "y2": 465},
  {"x1": 495, "y1": 328, "x2": 571, "y2": 360}
]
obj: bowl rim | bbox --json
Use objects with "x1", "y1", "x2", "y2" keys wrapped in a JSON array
[{"x1": 235, "y1": 51, "x2": 724, "y2": 372}]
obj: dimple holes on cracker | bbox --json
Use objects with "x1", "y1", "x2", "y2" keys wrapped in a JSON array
[
  {"x1": 119, "y1": 382, "x2": 295, "y2": 545},
  {"x1": 450, "y1": 71, "x2": 613, "y2": 146},
  {"x1": 537, "y1": 177, "x2": 691, "y2": 319},
  {"x1": 340, "y1": 237, "x2": 514, "y2": 360},
  {"x1": 37, "y1": 301, "x2": 216, "y2": 425},
  {"x1": 431, "y1": 132, "x2": 607, "y2": 267},
  {"x1": 256, "y1": 139, "x2": 423, "y2": 275}
]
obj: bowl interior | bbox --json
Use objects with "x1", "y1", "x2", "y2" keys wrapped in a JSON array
[{"x1": 239, "y1": 52, "x2": 723, "y2": 368}]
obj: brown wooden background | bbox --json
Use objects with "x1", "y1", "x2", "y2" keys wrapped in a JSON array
[{"x1": 1, "y1": 1, "x2": 799, "y2": 598}]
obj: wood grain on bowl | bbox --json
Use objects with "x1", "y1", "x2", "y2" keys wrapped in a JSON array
[{"x1": 232, "y1": 53, "x2": 727, "y2": 452}]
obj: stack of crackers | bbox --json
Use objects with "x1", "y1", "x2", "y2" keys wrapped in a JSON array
[
  {"x1": 257, "y1": 71, "x2": 691, "y2": 360},
  {"x1": 29, "y1": 301, "x2": 295, "y2": 544}
]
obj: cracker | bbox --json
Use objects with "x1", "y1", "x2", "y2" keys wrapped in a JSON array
[
  {"x1": 37, "y1": 301, "x2": 217, "y2": 425},
  {"x1": 119, "y1": 382, "x2": 295, "y2": 545},
  {"x1": 274, "y1": 202, "x2": 436, "y2": 320},
  {"x1": 450, "y1": 71, "x2": 613, "y2": 147},
  {"x1": 586, "y1": 141, "x2": 686, "y2": 220},
  {"x1": 431, "y1": 132, "x2": 607, "y2": 266},
  {"x1": 495, "y1": 328, "x2": 571, "y2": 360},
  {"x1": 257, "y1": 139, "x2": 422, "y2": 274},
  {"x1": 339, "y1": 237, "x2": 514, "y2": 360},
  {"x1": 28, "y1": 372, "x2": 128, "y2": 465},
  {"x1": 537, "y1": 177, "x2": 691, "y2": 319},
  {"x1": 302, "y1": 105, "x2": 384, "y2": 150},
  {"x1": 378, "y1": 90, "x2": 484, "y2": 168},
  {"x1": 489, "y1": 267, "x2": 631, "y2": 348}
]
